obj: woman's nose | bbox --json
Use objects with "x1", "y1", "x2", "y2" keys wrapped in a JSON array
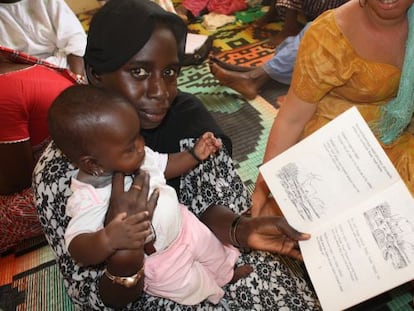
[{"x1": 147, "y1": 73, "x2": 168, "y2": 100}]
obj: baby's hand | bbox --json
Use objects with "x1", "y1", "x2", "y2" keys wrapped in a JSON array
[
  {"x1": 193, "y1": 132, "x2": 222, "y2": 161},
  {"x1": 104, "y1": 211, "x2": 151, "y2": 251}
]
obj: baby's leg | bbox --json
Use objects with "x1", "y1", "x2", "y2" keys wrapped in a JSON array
[{"x1": 229, "y1": 265, "x2": 253, "y2": 283}]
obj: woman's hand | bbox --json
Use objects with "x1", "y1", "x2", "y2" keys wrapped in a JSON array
[
  {"x1": 238, "y1": 216, "x2": 310, "y2": 261},
  {"x1": 252, "y1": 196, "x2": 284, "y2": 217},
  {"x1": 250, "y1": 175, "x2": 272, "y2": 217},
  {"x1": 105, "y1": 170, "x2": 159, "y2": 224},
  {"x1": 100, "y1": 170, "x2": 159, "y2": 308},
  {"x1": 200, "y1": 205, "x2": 309, "y2": 261}
]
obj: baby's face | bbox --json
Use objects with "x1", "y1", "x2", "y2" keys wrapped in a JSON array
[{"x1": 94, "y1": 103, "x2": 146, "y2": 175}]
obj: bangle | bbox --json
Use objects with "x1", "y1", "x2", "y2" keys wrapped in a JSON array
[
  {"x1": 229, "y1": 215, "x2": 244, "y2": 248},
  {"x1": 187, "y1": 146, "x2": 202, "y2": 162},
  {"x1": 104, "y1": 266, "x2": 144, "y2": 288}
]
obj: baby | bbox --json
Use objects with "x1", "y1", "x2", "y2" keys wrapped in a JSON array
[{"x1": 48, "y1": 85, "x2": 251, "y2": 305}]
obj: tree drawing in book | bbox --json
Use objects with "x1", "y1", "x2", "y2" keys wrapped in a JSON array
[
  {"x1": 364, "y1": 203, "x2": 414, "y2": 269},
  {"x1": 276, "y1": 163, "x2": 326, "y2": 221}
]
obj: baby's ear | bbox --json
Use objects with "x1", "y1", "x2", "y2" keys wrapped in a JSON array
[{"x1": 79, "y1": 155, "x2": 103, "y2": 176}]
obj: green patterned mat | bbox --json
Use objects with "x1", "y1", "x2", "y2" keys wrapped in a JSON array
[{"x1": 178, "y1": 61, "x2": 278, "y2": 192}]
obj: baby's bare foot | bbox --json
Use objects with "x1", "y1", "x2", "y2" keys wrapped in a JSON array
[{"x1": 230, "y1": 265, "x2": 253, "y2": 283}]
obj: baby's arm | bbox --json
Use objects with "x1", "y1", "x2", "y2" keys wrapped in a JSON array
[
  {"x1": 68, "y1": 211, "x2": 151, "y2": 266},
  {"x1": 164, "y1": 131, "x2": 222, "y2": 179}
]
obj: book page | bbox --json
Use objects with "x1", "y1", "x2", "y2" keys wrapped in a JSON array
[
  {"x1": 259, "y1": 107, "x2": 400, "y2": 232},
  {"x1": 300, "y1": 181, "x2": 414, "y2": 310},
  {"x1": 260, "y1": 107, "x2": 414, "y2": 310},
  {"x1": 185, "y1": 33, "x2": 209, "y2": 54}
]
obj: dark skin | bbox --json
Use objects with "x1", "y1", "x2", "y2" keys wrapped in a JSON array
[
  {"x1": 209, "y1": 56, "x2": 271, "y2": 100},
  {"x1": 87, "y1": 23, "x2": 311, "y2": 308},
  {"x1": 252, "y1": 0, "x2": 301, "y2": 47},
  {"x1": 67, "y1": 54, "x2": 85, "y2": 77},
  {"x1": 100, "y1": 171, "x2": 158, "y2": 306},
  {"x1": 0, "y1": 53, "x2": 34, "y2": 195},
  {"x1": 0, "y1": 141, "x2": 34, "y2": 195}
]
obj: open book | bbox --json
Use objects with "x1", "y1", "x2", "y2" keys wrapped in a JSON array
[{"x1": 259, "y1": 107, "x2": 414, "y2": 311}]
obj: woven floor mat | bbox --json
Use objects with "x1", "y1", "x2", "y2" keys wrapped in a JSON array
[
  {"x1": 213, "y1": 39, "x2": 275, "y2": 67},
  {"x1": 178, "y1": 60, "x2": 279, "y2": 191},
  {"x1": 0, "y1": 245, "x2": 74, "y2": 311}
]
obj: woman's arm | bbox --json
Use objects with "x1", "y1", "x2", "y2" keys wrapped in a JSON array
[
  {"x1": 98, "y1": 171, "x2": 159, "y2": 308},
  {"x1": 200, "y1": 204, "x2": 310, "y2": 261},
  {"x1": 99, "y1": 248, "x2": 146, "y2": 307},
  {"x1": 0, "y1": 141, "x2": 34, "y2": 195},
  {"x1": 67, "y1": 54, "x2": 85, "y2": 76},
  {"x1": 251, "y1": 89, "x2": 317, "y2": 216}
]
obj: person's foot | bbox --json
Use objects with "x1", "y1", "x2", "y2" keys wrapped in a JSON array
[
  {"x1": 209, "y1": 56, "x2": 253, "y2": 72},
  {"x1": 209, "y1": 58, "x2": 268, "y2": 100},
  {"x1": 230, "y1": 265, "x2": 253, "y2": 283}
]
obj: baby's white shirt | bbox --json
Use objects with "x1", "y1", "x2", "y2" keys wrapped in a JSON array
[{"x1": 65, "y1": 147, "x2": 182, "y2": 252}]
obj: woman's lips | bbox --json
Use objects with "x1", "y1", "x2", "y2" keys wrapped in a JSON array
[
  {"x1": 140, "y1": 110, "x2": 167, "y2": 123},
  {"x1": 378, "y1": 0, "x2": 399, "y2": 9}
]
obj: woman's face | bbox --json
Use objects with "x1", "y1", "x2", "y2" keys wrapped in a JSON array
[
  {"x1": 365, "y1": 0, "x2": 413, "y2": 21},
  {"x1": 96, "y1": 24, "x2": 180, "y2": 130}
]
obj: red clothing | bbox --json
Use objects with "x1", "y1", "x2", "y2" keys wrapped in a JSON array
[
  {"x1": 0, "y1": 64, "x2": 73, "y2": 146},
  {"x1": 182, "y1": 0, "x2": 247, "y2": 17},
  {"x1": 0, "y1": 46, "x2": 77, "y2": 253}
]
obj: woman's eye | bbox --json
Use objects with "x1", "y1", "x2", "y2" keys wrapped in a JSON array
[
  {"x1": 131, "y1": 68, "x2": 149, "y2": 78},
  {"x1": 164, "y1": 68, "x2": 177, "y2": 77}
]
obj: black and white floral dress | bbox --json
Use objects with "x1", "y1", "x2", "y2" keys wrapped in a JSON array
[{"x1": 33, "y1": 139, "x2": 320, "y2": 311}]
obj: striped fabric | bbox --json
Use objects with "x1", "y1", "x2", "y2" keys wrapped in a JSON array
[
  {"x1": 0, "y1": 46, "x2": 83, "y2": 84},
  {"x1": 302, "y1": 0, "x2": 348, "y2": 20},
  {"x1": 0, "y1": 188, "x2": 43, "y2": 254}
]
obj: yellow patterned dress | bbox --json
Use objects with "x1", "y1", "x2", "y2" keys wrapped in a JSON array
[{"x1": 291, "y1": 10, "x2": 414, "y2": 194}]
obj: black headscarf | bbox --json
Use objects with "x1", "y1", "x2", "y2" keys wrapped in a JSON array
[{"x1": 84, "y1": 0, "x2": 187, "y2": 74}]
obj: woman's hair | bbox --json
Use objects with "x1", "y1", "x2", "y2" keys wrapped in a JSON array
[
  {"x1": 84, "y1": 0, "x2": 187, "y2": 74},
  {"x1": 48, "y1": 85, "x2": 133, "y2": 163}
]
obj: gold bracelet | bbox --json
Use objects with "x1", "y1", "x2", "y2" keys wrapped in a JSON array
[{"x1": 104, "y1": 266, "x2": 144, "y2": 288}]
